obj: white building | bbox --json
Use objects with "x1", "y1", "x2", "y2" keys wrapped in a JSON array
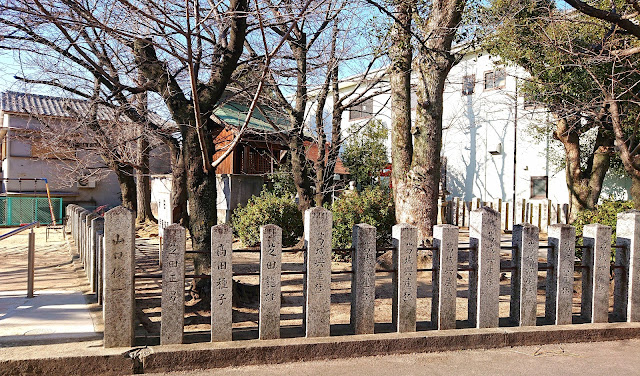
[
  {"x1": 323, "y1": 50, "x2": 630, "y2": 207},
  {"x1": 0, "y1": 91, "x2": 171, "y2": 222}
]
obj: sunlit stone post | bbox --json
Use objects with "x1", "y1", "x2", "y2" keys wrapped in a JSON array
[
  {"x1": 469, "y1": 207, "x2": 500, "y2": 328},
  {"x1": 582, "y1": 224, "x2": 611, "y2": 323},
  {"x1": 160, "y1": 224, "x2": 186, "y2": 345},
  {"x1": 432, "y1": 224, "x2": 458, "y2": 330},
  {"x1": 211, "y1": 224, "x2": 233, "y2": 342},
  {"x1": 392, "y1": 223, "x2": 417, "y2": 332},
  {"x1": 90, "y1": 217, "x2": 104, "y2": 293},
  {"x1": 103, "y1": 206, "x2": 135, "y2": 348},
  {"x1": 351, "y1": 224, "x2": 376, "y2": 334},
  {"x1": 546, "y1": 224, "x2": 575, "y2": 325},
  {"x1": 615, "y1": 211, "x2": 640, "y2": 321},
  {"x1": 511, "y1": 224, "x2": 539, "y2": 326},
  {"x1": 304, "y1": 207, "x2": 332, "y2": 337},
  {"x1": 259, "y1": 224, "x2": 282, "y2": 340}
]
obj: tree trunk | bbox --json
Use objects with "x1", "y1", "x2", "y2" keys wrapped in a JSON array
[
  {"x1": 389, "y1": 0, "x2": 415, "y2": 234},
  {"x1": 136, "y1": 125, "x2": 156, "y2": 223},
  {"x1": 392, "y1": 0, "x2": 465, "y2": 243},
  {"x1": 632, "y1": 175, "x2": 640, "y2": 210},
  {"x1": 607, "y1": 95, "x2": 640, "y2": 208},
  {"x1": 112, "y1": 162, "x2": 137, "y2": 212},
  {"x1": 288, "y1": 35, "x2": 314, "y2": 212},
  {"x1": 290, "y1": 135, "x2": 313, "y2": 212},
  {"x1": 555, "y1": 118, "x2": 612, "y2": 221},
  {"x1": 168, "y1": 140, "x2": 189, "y2": 227},
  {"x1": 131, "y1": 0, "x2": 246, "y2": 306}
]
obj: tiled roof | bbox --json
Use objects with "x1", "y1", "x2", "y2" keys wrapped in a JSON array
[
  {"x1": 212, "y1": 102, "x2": 290, "y2": 133},
  {"x1": 0, "y1": 91, "x2": 171, "y2": 126},
  {"x1": 1, "y1": 91, "x2": 114, "y2": 119}
]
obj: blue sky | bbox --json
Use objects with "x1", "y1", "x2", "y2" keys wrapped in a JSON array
[{"x1": 0, "y1": 0, "x2": 577, "y2": 97}]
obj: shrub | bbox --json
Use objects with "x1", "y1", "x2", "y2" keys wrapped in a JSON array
[
  {"x1": 232, "y1": 191, "x2": 303, "y2": 247},
  {"x1": 331, "y1": 185, "x2": 395, "y2": 260},
  {"x1": 573, "y1": 199, "x2": 634, "y2": 260}
]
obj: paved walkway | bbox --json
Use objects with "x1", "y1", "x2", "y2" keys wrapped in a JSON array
[
  {"x1": 0, "y1": 290, "x2": 98, "y2": 345},
  {"x1": 0, "y1": 227, "x2": 100, "y2": 347}
]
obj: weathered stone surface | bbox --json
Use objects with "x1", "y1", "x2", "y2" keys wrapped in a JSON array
[
  {"x1": 86, "y1": 213, "x2": 99, "y2": 283},
  {"x1": 351, "y1": 224, "x2": 376, "y2": 335},
  {"x1": 79, "y1": 211, "x2": 88, "y2": 262},
  {"x1": 304, "y1": 207, "x2": 332, "y2": 338},
  {"x1": 161, "y1": 224, "x2": 186, "y2": 345},
  {"x1": 211, "y1": 224, "x2": 233, "y2": 342},
  {"x1": 90, "y1": 217, "x2": 104, "y2": 293},
  {"x1": 469, "y1": 207, "x2": 500, "y2": 328},
  {"x1": 546, "y1": 224, "x2": 575, "y2": 325},
  {"x1": 259, "y1": 224, "x2": 282, "y2": 340},
  {"x1": 511, "y1": 224, "x2": 539, "y2": 327},
  {"x1": 103, "y1": 206, "x2": 135, "y2": 348},
  {"x1": 392, "y1": 224, "x2": 417, "y2": 332},
  {"x1": 582, "y1": 224, "x2": 611, "y2": 324},
  {"x1": 97, "y1": 232, "x2": 104, "y2": 305},
  {"x1": 615, "y1": 211, "x2": 640, "y2": 322},
  {"x1": 432, "y1": 225, "x2": 458, "y2": 330}
]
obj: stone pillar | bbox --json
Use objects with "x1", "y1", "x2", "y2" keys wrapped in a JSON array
[
  {"x1": 73, "y1": 207, "x2": 79, "y2": 246},
  {"x1": 259, "y1": 224, "x2": 282, "y2": 340},
  {"x1": 582, "y1": 224, "x2": 611, "y2": 323},
  {"x1": 211, "y1": 224, "x2": 233, "y2": 342},
  {"x1": 66, "y1": 205, "x2": 74, "y2": 239},
  {"x1": 432, "y1": 224, "x2": 458, "y2": 330},
  {"x1": 70, "y1": 205, "x2": 77, "y2": 242},
  {"x1": 511, "y1": 224, "x2": 539, "y2": 326},
  {"x1": 546, "y1": 224, "x2": 575, "y2": 325},
  {"x1": 615, "y1": 211, "x2": 640, "y2": 322},
  {"x1": 351, "y1": 224, "x2": 376, "y2": 334},
  {"x1": 103, "y1": 206, "x2": 136, "y2": 348},
  {"x1": 79, "y1": 211, "x2": 88, "y2": 261},
  {"x1": 90, "y1": 217, "x2": 104, "y2": 293},
  {"x1": 304, "y1": 207, "x2": 332, "y2": 337},
  {"x1": 86, "y1": 213, "x2": 98, "y2": 281},
  {"x1": 392, "y1": 224, "x2": 417, "y2": 332},
  {"x1": 469, "y1": 207, "x2": 500, "y2": 328},
  {"x1": 97, "y1": 232, "x2": 104, "y2": 305},
  {"x1": 161, "y1": 224, "x2": 186, "y2": 345}
]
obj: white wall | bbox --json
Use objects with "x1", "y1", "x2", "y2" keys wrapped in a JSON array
[{"x1": 318, "y1": 51, "x2": 631, "y2": 205}]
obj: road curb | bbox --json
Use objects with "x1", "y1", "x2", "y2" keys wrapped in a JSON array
[{"x1": 3, "y1": 323, "x2": 640, "y2": 375}]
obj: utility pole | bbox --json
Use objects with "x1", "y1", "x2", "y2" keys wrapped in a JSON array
[{"x1": 512, "y1": 79, "x2": 518, "y2": 227}]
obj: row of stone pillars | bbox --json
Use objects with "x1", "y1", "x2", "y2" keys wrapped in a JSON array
[
  {"x1": 67, "y1": 204, "x2": 104, "y2": 302},
  {"x1": 68, "y1": 204, "x2": 640, "y2": 349}
]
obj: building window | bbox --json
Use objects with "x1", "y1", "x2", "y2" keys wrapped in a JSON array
[
  {"x1": 530, "y1": 176, "x2": 548, "y2": 199},
  {"x1": 484, "y1": 69, "x2": 506, "y2": 90},
  {"x1": 349, "y1": 98, "x2": 373, "y2": 121},
  {"x1": 462, "y1": 75, "x2": 475, "y2": 95}
]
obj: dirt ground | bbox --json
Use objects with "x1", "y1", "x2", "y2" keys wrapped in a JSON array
[
  {"x1": 132, "y1": 228, "x2": 616, "y2": 345},
  {"x1": 0, "y1": 226, "x2": 80, "y2": 293}
]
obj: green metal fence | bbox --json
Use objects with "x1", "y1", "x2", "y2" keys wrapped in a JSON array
[{"x1": 0, "y1": 197, "x2": 63, "y2": 226}]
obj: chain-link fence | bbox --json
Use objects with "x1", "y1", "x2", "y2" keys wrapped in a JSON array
[{"x1": 0, "y1": 197, "x2": 63, "y2": 226}]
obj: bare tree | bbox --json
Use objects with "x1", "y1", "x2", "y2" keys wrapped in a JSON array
[{"x1": 0, "y1": 0, "x2": 311, "y2": 301}]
